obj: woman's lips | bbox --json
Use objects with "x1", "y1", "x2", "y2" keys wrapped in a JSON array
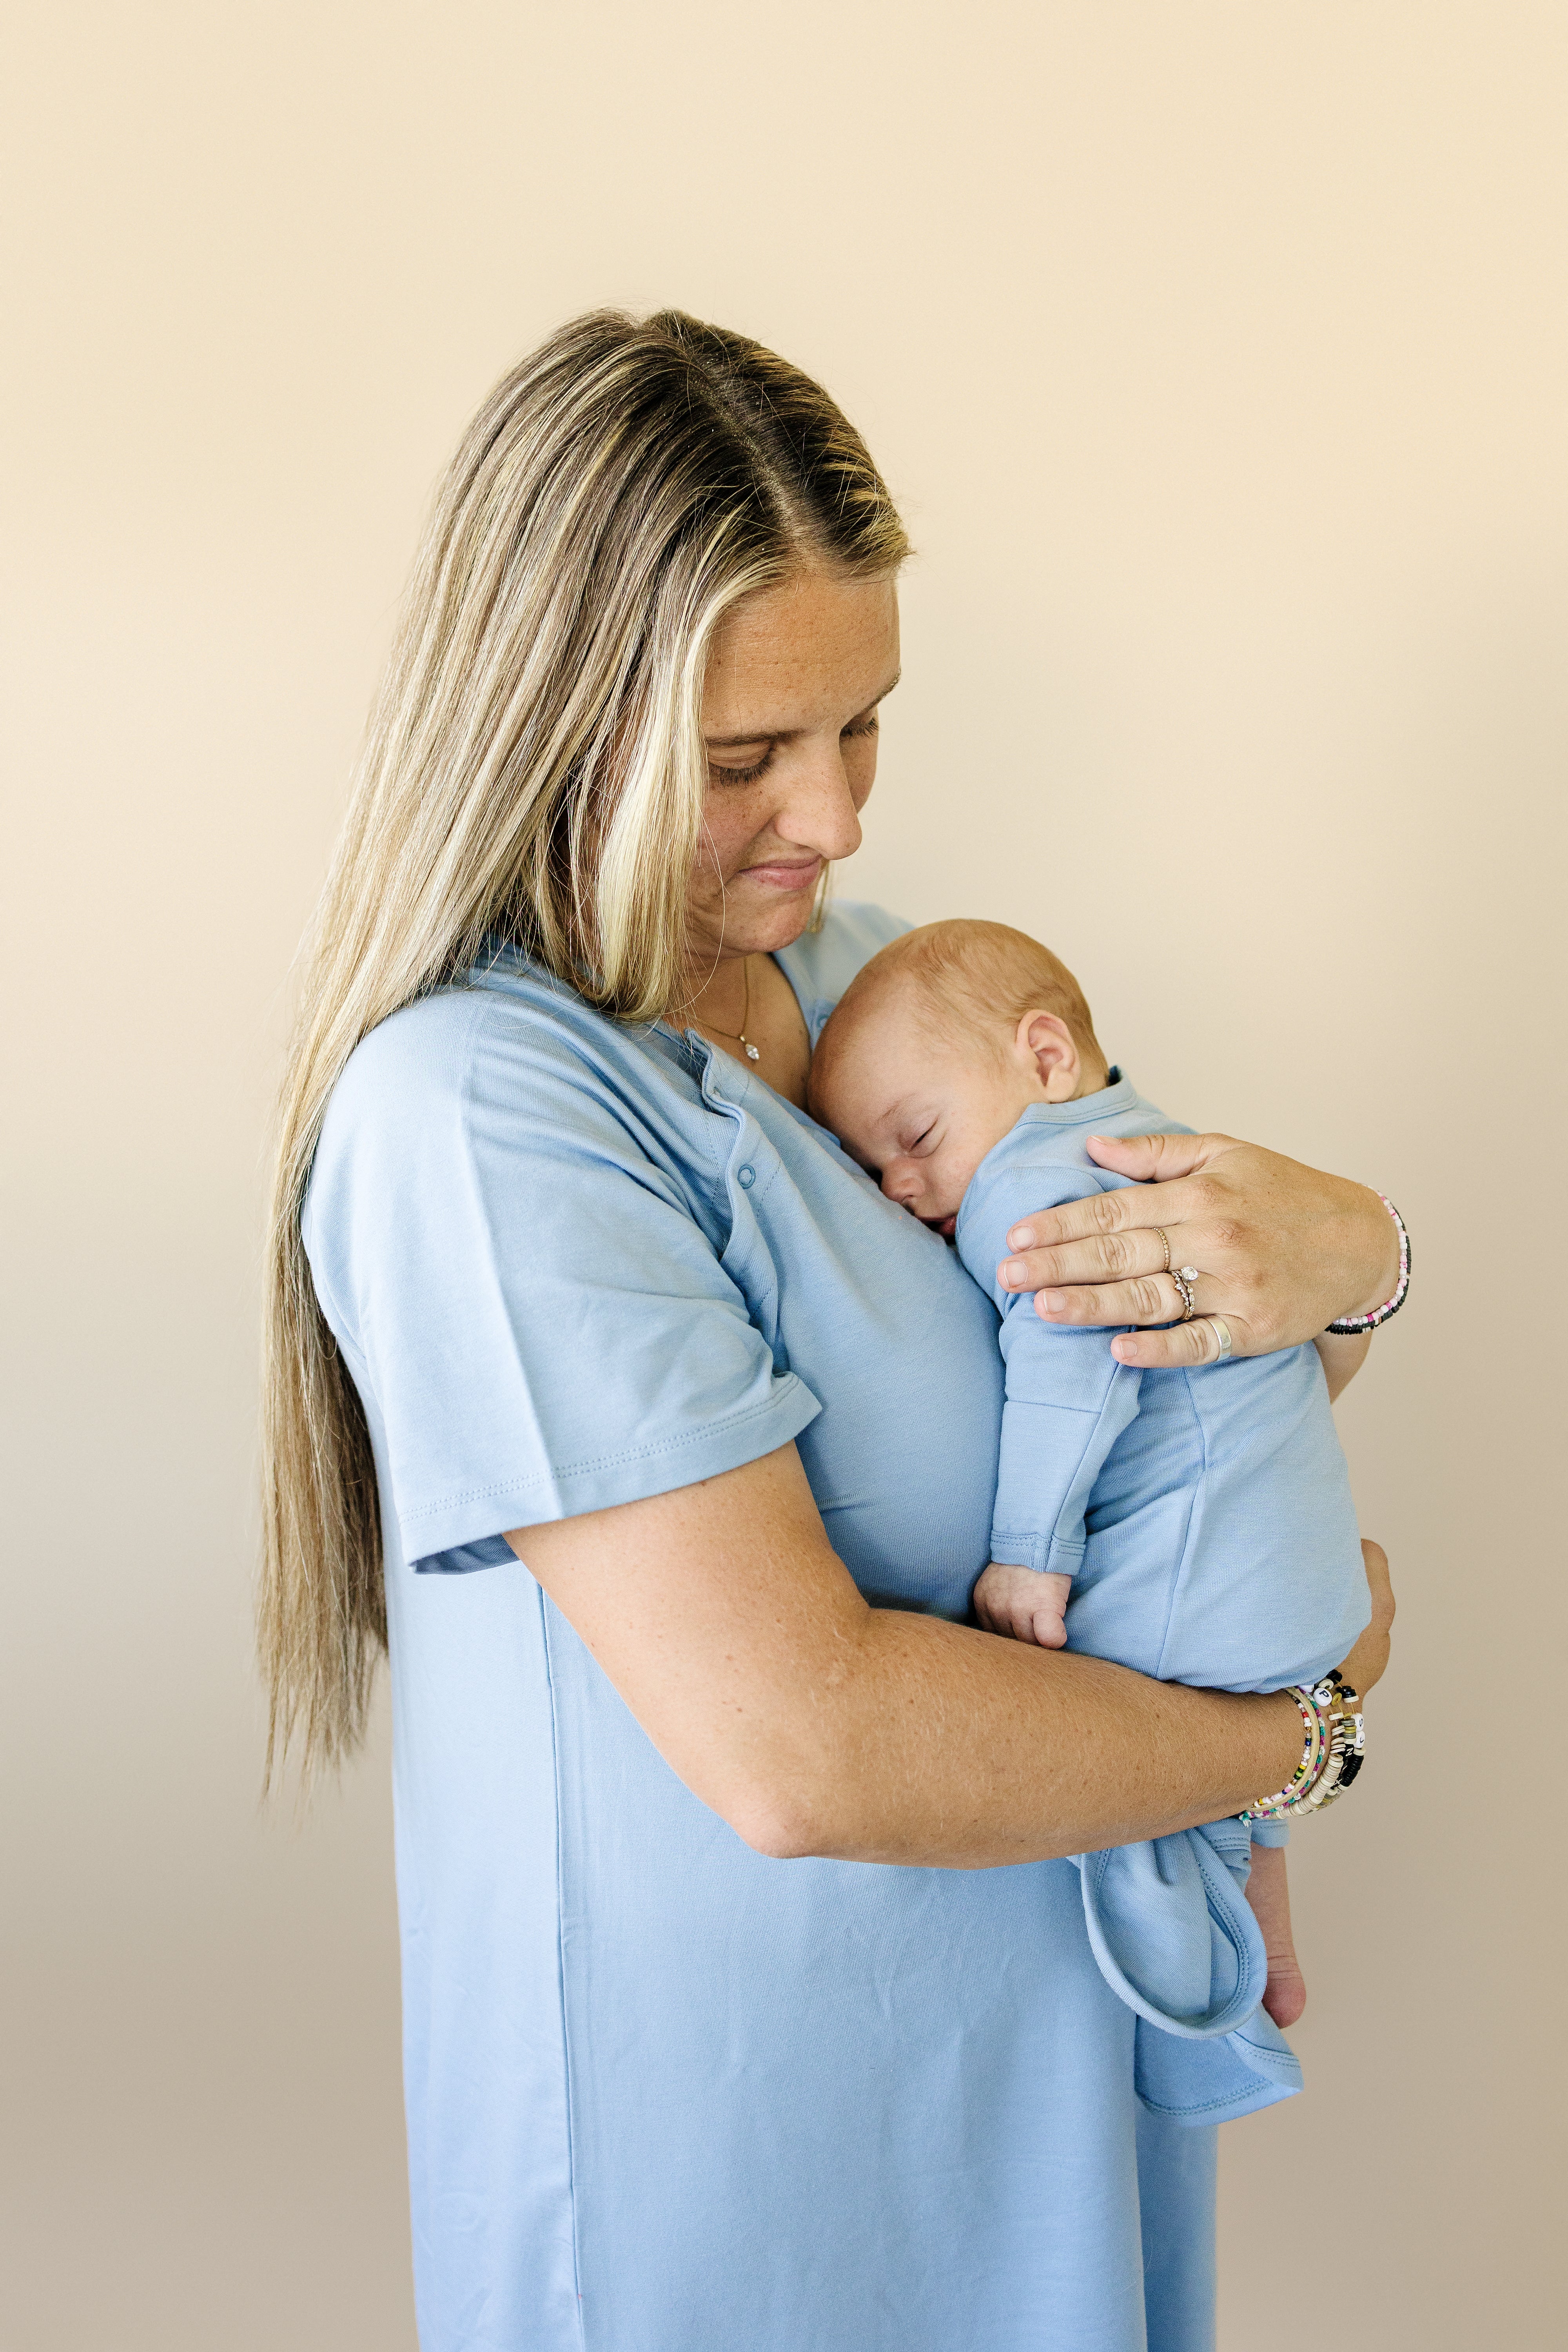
[{"x1": 736, "y1": 857, "x2": 822, "y2": 892}]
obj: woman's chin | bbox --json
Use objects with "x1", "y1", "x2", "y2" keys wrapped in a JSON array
[{"x1": 720, "y1": 880, "x2": 824, "y2": 951}]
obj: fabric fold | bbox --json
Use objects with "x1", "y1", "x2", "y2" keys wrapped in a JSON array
[{"x1": 1076, "y1": 1815, "x2": 1303, "y2": 2125}]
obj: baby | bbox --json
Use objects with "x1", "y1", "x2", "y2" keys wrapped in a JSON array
[{"x1": 808, "y1": 918, "x2": 1372, "y2": 2121}]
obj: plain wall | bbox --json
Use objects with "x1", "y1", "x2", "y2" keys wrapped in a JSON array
[{"x1": 5, "y1": 5, "x2": 1565, "y2": 2345}]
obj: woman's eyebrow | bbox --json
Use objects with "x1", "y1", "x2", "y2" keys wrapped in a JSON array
[{"x1": 704, "y1": 671, "x2": 902, "y2": 749}]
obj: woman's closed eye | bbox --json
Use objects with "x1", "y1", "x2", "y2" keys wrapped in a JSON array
[
  {"x1": 710, "y1": 711, "x2": 877, "y2": 786},
  {"x1": 708, "y1": 743, "x2": 775, "y2": 784}
]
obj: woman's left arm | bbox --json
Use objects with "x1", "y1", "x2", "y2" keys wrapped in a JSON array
[{"x1": 993, "y1": 1132, "x2": 1402, "y2": 1368}]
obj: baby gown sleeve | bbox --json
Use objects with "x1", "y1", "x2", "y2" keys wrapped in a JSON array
[
  {"x1": 301, "y1": 987, "x2": 822, "y2": 1572},
  {"x1": 955, "y1": 1160, "x2": 1143, "y2": 1577}
]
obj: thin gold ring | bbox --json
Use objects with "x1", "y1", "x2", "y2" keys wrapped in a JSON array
[{"x1": 1154, "y1": 1227, "x2": 1171, "y2": 1275}]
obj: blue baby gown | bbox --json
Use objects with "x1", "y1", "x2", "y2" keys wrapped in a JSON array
[{"x1": 956, "y1": 1081, "x2": 1371, "y2": 2122}]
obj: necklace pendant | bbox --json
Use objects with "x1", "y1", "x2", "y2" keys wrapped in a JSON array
[{"x1": 744, "y1": 1041, "x2": 760, "y2": 1062}]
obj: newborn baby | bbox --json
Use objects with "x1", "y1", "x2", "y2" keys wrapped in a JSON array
[{"x1": 808, "y1": 918, "x2": 1371, "y2": 2122}]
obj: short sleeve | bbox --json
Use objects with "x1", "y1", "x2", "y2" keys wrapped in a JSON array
[{"x1": 301, "y1": 990, "x2": 821, "y2": 1571}]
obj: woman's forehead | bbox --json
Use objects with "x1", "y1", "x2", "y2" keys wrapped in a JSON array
[{"x1": 703, "y1": 573, "x2": 899, "y2": 735}]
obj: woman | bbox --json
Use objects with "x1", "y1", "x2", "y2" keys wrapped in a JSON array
[{"x1": 264, "y1": 311, "x2": 1396, "y2": 2351}]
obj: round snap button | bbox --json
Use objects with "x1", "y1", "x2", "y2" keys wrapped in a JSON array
[{"x1": 737, "y1": 1163, "x2": 756, "y2": 1188}]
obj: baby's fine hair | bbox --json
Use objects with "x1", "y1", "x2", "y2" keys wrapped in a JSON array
[{"x1": 836, "y1": 918, "x2": 1102, "y2": 1063}]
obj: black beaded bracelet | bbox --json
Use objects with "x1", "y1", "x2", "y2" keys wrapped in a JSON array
[{"x1": 1326, "y1": 1195, "x2": 1410, "y2": 1335}]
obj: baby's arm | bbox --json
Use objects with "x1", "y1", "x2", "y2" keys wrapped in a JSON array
[{"x1": 958, "y1": 1161, "x2": 1143, "y2": 1646}]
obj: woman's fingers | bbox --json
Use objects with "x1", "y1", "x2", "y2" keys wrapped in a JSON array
[
  {"x1": 998, "y1": 1142, "x2": 1233, "y2": 1295},
  {"x1": 1084, "y1": 1130, "x2": 1214, "y2": 1183},
  {"x1": 998, "y1": 1222, "x2": 1184, "y2": 1296},
  {"x1": 1004, "y1": 1151, "x2": 1222, "y2": 1259},
  {"x1": 1014, "y1": 1256, "x2": 1252, "y2": 1370},
  {"x1": 1107, "y1": 1315, "x2": 1246, "y2": 1370}
]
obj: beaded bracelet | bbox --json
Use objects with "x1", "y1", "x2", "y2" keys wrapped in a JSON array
[
  {"x1": 1326, "y1": 1195, "x2": 1410, "y2": 1334},
  {"x1": 1241, "y1": 1672, "x2": 1365, "y2": 1822}
]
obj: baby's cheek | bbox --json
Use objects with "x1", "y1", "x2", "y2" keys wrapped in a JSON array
[{"x1": 933, "y1": 1151, "x2": 978, "y2": 1217}]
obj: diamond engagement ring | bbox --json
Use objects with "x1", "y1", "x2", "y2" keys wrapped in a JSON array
[{"x1": 1170, "y1": 1266, "x2": 1198, "y2": 1319}]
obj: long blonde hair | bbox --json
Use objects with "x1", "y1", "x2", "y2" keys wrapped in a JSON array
[{"x1": 261, "y1": 309, "x2": 908, "y2": 1780}]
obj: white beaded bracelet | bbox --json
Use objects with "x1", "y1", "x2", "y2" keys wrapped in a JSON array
[{"x1": 1326, "y1": 1194, "x2": 1410, "y2": 1335}]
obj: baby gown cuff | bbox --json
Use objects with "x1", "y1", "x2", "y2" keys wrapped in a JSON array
[{"x1": 1248, "y1": 1818, "x2": 1290, "y2": 1848}]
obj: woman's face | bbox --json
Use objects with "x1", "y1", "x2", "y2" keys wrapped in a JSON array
[{"x1": 688, "y1": 568, "x2": 900, "y2": 967}]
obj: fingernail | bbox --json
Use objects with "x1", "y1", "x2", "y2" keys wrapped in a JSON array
[
  {"x1": 1040, "y1": 1290, "x2": 1065, "y2": 1312},
  {"x1": 1007, "y1": 1225, "x2": 1035, "y2": 1250},
  {"x1": 998, "y1": 1258, "x2": 1027, "y2": 1287}
]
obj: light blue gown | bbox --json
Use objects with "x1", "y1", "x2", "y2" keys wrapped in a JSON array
[{"x1": 303, "y1": 904, "x2": 1221, "y2": 2352}]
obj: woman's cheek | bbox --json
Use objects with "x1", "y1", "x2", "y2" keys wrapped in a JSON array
[{"x1": 849, "y1": 747, "x2": 878, "y2": 808}]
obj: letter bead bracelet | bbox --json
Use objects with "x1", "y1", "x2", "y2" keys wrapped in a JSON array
[
  {"x1": 1326, "y1": 1194, "x2": 1410, "y2": 1334},
  {"x1": 1241, "y1": 1671, "x2": 1365, "y2": 1822}
]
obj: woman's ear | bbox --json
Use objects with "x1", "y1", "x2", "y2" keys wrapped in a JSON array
[{"x1": 1013, "y1": 1009, "x2": 1081, "y2": 1102}]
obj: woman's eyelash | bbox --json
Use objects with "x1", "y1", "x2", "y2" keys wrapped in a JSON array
[
  {"x1": 710, "y1": 749, "x2": 774, "y2": 784},
  {"x1": 709, "y1": 713, "x2": 878, "y2": 786}
]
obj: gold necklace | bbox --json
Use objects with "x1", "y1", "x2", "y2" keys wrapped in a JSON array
[{"x1": 702, "y1": 954, "x2": 761, "y2": 1062}]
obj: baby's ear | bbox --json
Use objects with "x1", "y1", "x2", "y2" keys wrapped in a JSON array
[{"x1": 1014, "y1": 1010, "x2": 1081, "y2": 1101}]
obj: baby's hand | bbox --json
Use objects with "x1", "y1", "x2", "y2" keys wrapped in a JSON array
[
  {"x1": 1245, "y1": 1842, "x2": 1308, "y2": 2029},
  {"x1": 973, "y1": 1564, "x2": 1072, "y2": 1648}
]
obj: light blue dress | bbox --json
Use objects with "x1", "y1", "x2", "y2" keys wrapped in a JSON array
[
  {"x1": 303, "y1": 904, "x2": 1220, "y2": 2352},
  {"x1": 958, "y1": 1096, "x2": 1371, "y2": 2122}
]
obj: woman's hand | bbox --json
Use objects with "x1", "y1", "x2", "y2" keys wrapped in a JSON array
[
  {"x1": 995, "y1": 1132, "x2": 1402, "y2": 1368},
  {"x1": 1339, "y1": 1538, "x2": 1394, "y2": 1697}
]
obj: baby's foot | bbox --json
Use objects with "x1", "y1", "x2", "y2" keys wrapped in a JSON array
[
  {"x1": 973, "y1": 1564, "x2": 1071, "y2": 1648},
  {"x1": 1245, "y1": 1842, "x2": 1308, "y2": 2029}
]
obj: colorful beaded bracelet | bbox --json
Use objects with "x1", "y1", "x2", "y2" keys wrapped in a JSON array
[
  {"x1": 1241, "y1": 1671, "x2": 1365, "y2": 1822},
  {"x1": 1326, "y1": 1194, "x2": 1410, "y2": 1334}
]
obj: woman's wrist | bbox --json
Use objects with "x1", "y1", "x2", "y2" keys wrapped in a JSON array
[
  {"x1": 1243, "y1": 1687, "x2": 1312, "y2": 1812},
  {"x1": 1242, "y1": 1671, "x2": 1366, "y2": 1820},
  {"x1": 1329, "y1": 1190, "x2": 1410, "y2": 1332}
]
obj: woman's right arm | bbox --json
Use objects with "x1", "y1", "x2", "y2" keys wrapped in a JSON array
[{"x1": 511, "y1": 1444, "x2": 1392, "y2": 1869}]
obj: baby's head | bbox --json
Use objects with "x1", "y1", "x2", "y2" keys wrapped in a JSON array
[{"x1": 808, "y1": 920, "x2": 1109, "y2": 1232}]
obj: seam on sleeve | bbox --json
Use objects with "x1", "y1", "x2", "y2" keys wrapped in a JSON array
[
  {"x1": 1151, "y1": 1372, "x2": 1208, "y2": 1681},
  {"x1": 400, "y1": 1383, "x2": 813, "y2": 1523}
]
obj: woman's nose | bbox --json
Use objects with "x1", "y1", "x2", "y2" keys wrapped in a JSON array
[{"x1": 772, "y1": 744, "x2": 864, "y2": 862}]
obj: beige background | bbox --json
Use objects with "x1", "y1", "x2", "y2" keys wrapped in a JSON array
[{"x1": 5, "y1": 4, "x2": 1565, "y2": 2345}]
